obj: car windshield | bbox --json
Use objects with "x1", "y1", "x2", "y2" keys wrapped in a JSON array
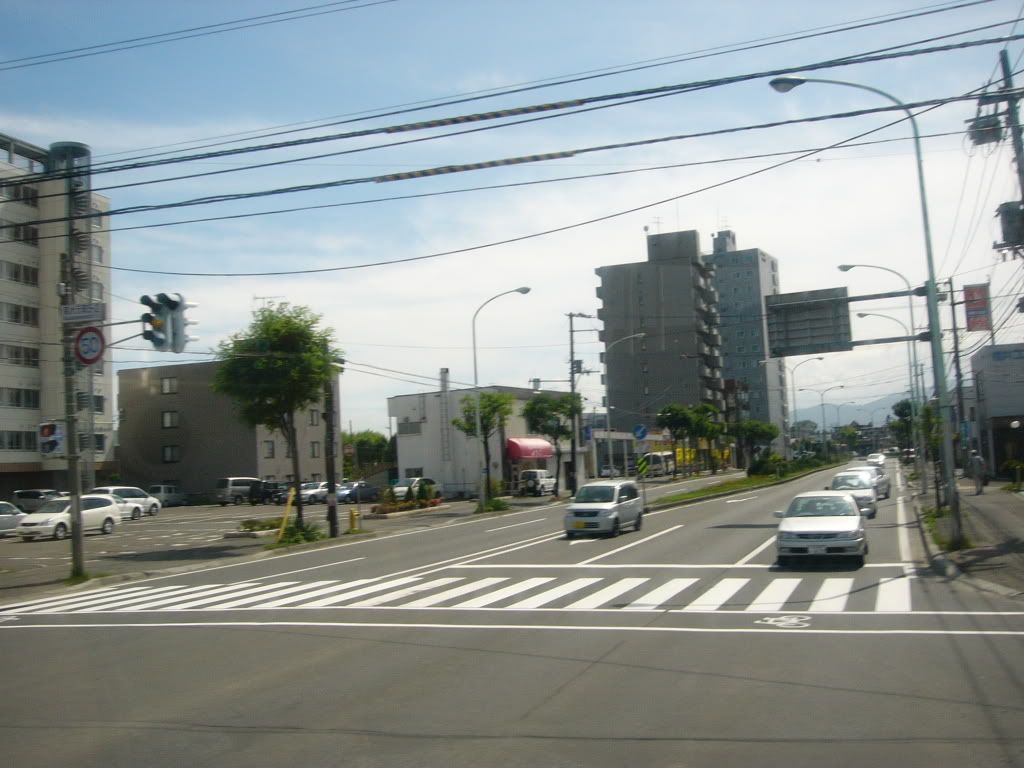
[
  {"x1": 301, "y1": 482, "x2": 320, "y2": 490},
  {"x1": 34, "y1": 499, "x2": 69, "y2": 515},
  {"x1": 574, "y1": 486, "x2": 615, "y2": 503},
  {"x1": 785, "y1": 496, "x2": 857, "y2": 517},
  {"x1": 832, "y1": 476, "x2": 869, "y2": 489}
]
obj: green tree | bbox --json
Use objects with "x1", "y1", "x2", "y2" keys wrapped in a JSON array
[
  {"x1": 690, "y1": 403, "x2": 723, "y2": 473},
  {"x1": 341, "y1": 429, "x2": 390, "y2": 477},
  {"x1": 729, "y1": 419, "x2": 780, "y2": 469},
  {"x1": 522, "y1": 392, "x2": 581, "y2": 493},
  {"x1": 213, "y1": 302, "x2": 340, "y2": 527},
  {"x1": 452, "y1": 391, "x2": 516, "y2": 505},
  {"x1": 656, "y1": 404, "x2": 696, "y2": 477},
  {"x1": 890, "y1": 399, "x2": 914, "y2": 450}
]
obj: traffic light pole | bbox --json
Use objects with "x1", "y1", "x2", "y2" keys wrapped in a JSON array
[{"x1": 61, "y1": 312, "x2": 84, "y2": 578}]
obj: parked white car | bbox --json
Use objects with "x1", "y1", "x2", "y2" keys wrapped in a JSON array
[
  {"x1": 518, "y1": 469, "x2": 556, "y2": 496},
  {"x1": 90, "y1": 486, "x2": 161, "y2": 517},
  {"x1": 15, "y1": 494, "x2": 120, "y2": 541},
  {"x1": 391, "y1": 477, "x2": 443, "y2": 500}
]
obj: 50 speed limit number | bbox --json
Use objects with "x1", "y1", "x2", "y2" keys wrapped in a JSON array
[{"x1": 74, "y1": 326, "x2": 105, "y2": 366}]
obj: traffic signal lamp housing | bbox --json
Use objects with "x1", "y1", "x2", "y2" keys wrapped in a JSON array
[
  {"x1": 166, "y1": 292, "x2": 199, "y2": 353},
  {"x1": 140, "y1": 294, "x2": 170, "y2": 351}
]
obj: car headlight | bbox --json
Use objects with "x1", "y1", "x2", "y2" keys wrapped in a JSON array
[{"x1": 778, "y1": 531, "x2": 800, "y2": 541}]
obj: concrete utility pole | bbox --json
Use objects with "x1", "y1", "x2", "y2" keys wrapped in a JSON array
[
  {"x1": 567, "y1": 312, "x2": 593, "y2": 494},
  {"x1": 323, "y1": 368, "x2": 339, "y2": 537}
]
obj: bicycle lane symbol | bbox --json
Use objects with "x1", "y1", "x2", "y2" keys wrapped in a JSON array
[{"x1": 755, "y1": 615, "x2": 811, "y2": 629}]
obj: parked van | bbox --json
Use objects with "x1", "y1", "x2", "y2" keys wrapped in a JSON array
[
  {"x1": 215, "y1": 477, "x2": 261, "y2": 506},
  {"x1": 642, "y1": 451, "x2": 676, "y2": 477},
  {"x1": 148, "y1": 484, "x2": 187, "y2": 507}
]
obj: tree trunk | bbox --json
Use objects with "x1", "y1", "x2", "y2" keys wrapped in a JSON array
[
  {"x1": 287, "y1": 411, "x2": 304, "y2": 527},
  {"x1": 483, "y1": 434, "x2": 493, "y2": 501}
]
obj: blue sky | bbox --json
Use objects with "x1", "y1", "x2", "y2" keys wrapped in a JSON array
[{"x1": 4, "y1": 0, "x2": 1022, "y2": 433}]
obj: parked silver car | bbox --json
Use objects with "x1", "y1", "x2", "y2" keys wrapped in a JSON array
[
  {"x1": 15, "y1": 494, "x2": 120, "y2": 541},
  {"x1": 0, "y1": 501, "x2": 27, "y2": 536},
  {"x1": 12, "y1": 489, "x2": 61, "y2": 513},
  {"x1": 90, "y1": 486, "x2": 162, "y2": 516},
  {"x1": 564, "y1": 480, "x2": 643, "y2": 538}
]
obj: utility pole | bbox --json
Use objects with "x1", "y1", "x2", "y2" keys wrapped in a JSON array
[
  {"x1": 945, "y1": 280, "x2": 968, "y2": 464},
  {"x1": 323, "y1": 369, "x2": 338, "y2": 538},
  {"x1": 567, "y1": 312, "x2": 593, "y2": 494},
  {"x1": 1000, "y1": 49, "x2": 1024, "y2": 200}
]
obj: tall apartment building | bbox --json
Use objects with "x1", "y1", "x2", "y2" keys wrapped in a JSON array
[
  {"x1": 118, "y1": 361, "x2": 340, "y2": 496},
  {"x1": 595, "y1": 229, "x2": 723, "y2": 434},
  {"x1": 706, "y1": 230, "x2": 787, "y2": 453},
  {"x1": 0, "y1": 133, "x2": 114, "y2": 497}
]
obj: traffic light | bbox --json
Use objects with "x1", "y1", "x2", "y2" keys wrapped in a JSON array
[
  {"x1": 162, "y1": 292, "x2": 198, "y2": 353},
  {"x1": 140, "y1": 294, "x2": 170, "y2": 351}
]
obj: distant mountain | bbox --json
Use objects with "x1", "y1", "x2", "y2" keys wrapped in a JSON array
[{"x1": 793, "y1": 392, "x2": 907, "y2": 429}]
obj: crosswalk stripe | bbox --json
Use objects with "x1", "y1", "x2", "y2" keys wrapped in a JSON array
[
  {"x1": 62, "y1": 585, "x2": 214, "y2": 613},
  {"x1": 3, "y1": 584, "x2": 155, "y2": 613},
  {"x1": 809, "y1": 578, "x2": 855, "y2": 612},
  {"x1": 505, "y1": 578, "x2": 603, "y2": 609},
  {"x1": 210, "y1": 581, "x2": 338, "y2": 610},
  {"x1": 119, "y1": 583, "x2": 264, "y2": 612},
  {"x1": 564, "y1": 578, "x2": 649, "y2": 610},
  {"x1": 450, "y1": 577, "x2": 555, "y2": 608},
  {"x1": 402, "y1": 578, "x2": 509, "y2": 608},
  {"x1": 301, "y1": 576, "x2": 423, "y2": 608},
  {"x1": 746, "y1": 578, "x2": 801, "y2": 612},
  {"x1": 679, "y1": 578, "x2": 749, "y2": 611},
  {"x1": 9, "y1": 585, "x2": 179, "y2": 614},
  {"x1": 345, "y1": 578, "x2": 464, "y2": 607},
  {"x1": 166, "y1": 582, "x2": 303, "y2": 610},
  {"x1": 249, "y1": 579, "x2": 373, "y2": 608},
  {"x1": 624, "y1": 578, "x2": 699, "y2": 610},
  {"x1": 875, "y1": 576, "x2": 912, "y2": 612}
]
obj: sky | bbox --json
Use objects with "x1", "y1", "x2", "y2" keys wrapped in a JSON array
[{"x1": 3, "y1": 0, "x2": 1023, "y2": 435}]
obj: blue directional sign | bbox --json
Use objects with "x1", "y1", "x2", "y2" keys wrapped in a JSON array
[
  {"x1": 633, "y1": 424, "x2": 648, "y2": 440},
  {"x1": 582, "y1": 425, "x2": 592, "y2": 443}
]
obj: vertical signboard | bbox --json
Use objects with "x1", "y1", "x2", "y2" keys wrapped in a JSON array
[
  {"x1": 963, "y1": 283, "x2": 992, "y2": 331},
  {"x1": 39, "y1": 422, "x2": 65, "y2": 457}
]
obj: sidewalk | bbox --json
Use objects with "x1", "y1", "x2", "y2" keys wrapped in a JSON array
[{"x1": 915, "y1": 475, "x2": 1024, "y2": 598}]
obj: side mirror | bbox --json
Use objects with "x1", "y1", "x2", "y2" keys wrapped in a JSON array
[{"x1": 773, "y1": 510, "x2": 784, "y2": 518}]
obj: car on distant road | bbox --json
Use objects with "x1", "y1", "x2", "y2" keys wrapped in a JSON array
[
  {"x1": 518, "y1": 469, "x2": 556, "y2": 496},
  {"x1": 564, "y1": 480, "x2": 643, "y2": 538},
  {"x1": 775, "y1": 491, "x2": 867, "y2": 568},
  {"x1": 826, "y1": 470, "x2": 878, "y2": 518},
  {"x1": 147, "y1": 484, "x2": 187, "y2": 507},
  {"x1": 866, "y1": 452, "x2": 886, "y2": 467},
  {"x1": 298, "y1": 481, "x2": 328, "y2": 504},
  {"x1": 90, "y1": 485, "x2": 161, "y2": 516},
  {"x1": 0, "y1": 501, "x2": 27, "y2": 536},
  {"x1": 851, "y1": 464, "x2": 891, "y2": 500},
  {"x1": 15, "y1": 494, "x2": 120, "y2": 541},
  {"x1": 11, "y1": 489, "x2": 62, "y2": 513}
]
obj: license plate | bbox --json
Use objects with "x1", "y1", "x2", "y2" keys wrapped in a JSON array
[
  {"x1": 809, "y1": 544, "x2": 826, "y2": 555},
  {"x1": 574, "y1": 521, "x2": 586, "y2": 529}
]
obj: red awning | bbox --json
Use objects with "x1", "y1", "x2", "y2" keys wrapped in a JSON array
[{"x1": 507, "y1": 437, "x2": 554, "y2": 461}]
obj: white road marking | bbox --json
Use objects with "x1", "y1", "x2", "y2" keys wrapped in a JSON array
[
  {"x1": 451, "y1": 577, "x2": 555, "y2": 608},
  {"x1": 345, "y1": 577, "x2": 464, "y2": 608},
  {"x1": 301, "y1": 576, "x2": 424, "y2": 608},
  {"x1": 250, "y1": 579, "x2": 373, "y2": 608},
  {"x1": 486, "y1": 519, "x2": 544, "y2": 532},
  {"x1": 745, "y1": 578, "x2": 801, "y2": 612},
  {"x1": 735, "y1": 536, "x2": 776, "y2": 566},
  {"x1": 875, "y1": 576, "x2": 912, "y2": 612},
  {"x1": 726, "y1": 496, "x2": 758, "y2": 504},
  {"x1": 563, "y1": 578, "x2": 649, "y2": 610},
  {"x1": 577, "y1": 525, "x2": 684, "y2": 565},
  {"x1": 402, "y1": 578, "x2": 508, "y2": 608},
  {"x1": 679, "y1": 578, "x2": 749, "y2": 611},
  {"x1": 624, "y1": 578, "x2": 699, "y2": 610},
  {"x1": 201, "y1": 581, "x2": 337, "y2": 610},
  {"x1": 165, "y1": 582, "x2": 303, "y2": 611},
  {"x1": 120, "y1": 583, "x2": 266, "y2": 612},
  {"x1": 505, "y1": 578, "x2": 602, "y2": 609},
  {"x1": 809, "y1": 578, "x2": 855, "y2": 612},
  {"x1": 896, "y1": 496, "x2": 912, "y2": 571}
]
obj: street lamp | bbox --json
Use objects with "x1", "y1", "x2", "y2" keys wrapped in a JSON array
[
  {"x1": 473, "y1": 287, "x2": 530, "y2": 509},
  {"x1": 787, "y1": 356, "x2": 824, "y2": 457},
  {"x1": 771, "y1": 74, "x2": 960, "y2": 542},
  {"x1": 857, "y1": 310, "x2": 926, "y2": 484},
  {"x1": 604, "y1": 332, "x2": 645, "y2": 478},
  {"x1": 800, "y1": 384, "x2": 844, "y2": 459}
]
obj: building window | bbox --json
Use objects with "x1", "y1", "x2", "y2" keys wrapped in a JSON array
[
  {"x1": 161, "y1": 410, "x2": 179, "y2": 428},
  {"x1": 3, "y1": 344, "x2": 39, "y2": 367},
  {"x1": 90, "y1": 243, "x2": 104, "y2": 263},
  {"x1": 89, "y1": 206, "x2": 104, "y2": 229},
  {"x1": 263, "y1": 440, "x2": 275, "y2": 459},
  {"x1": 1, "y1": 302, "x2": 39, "y2": 326},
  {"x1": 160, "y1": 377, "x2": 178, "y2": 394},
  {"x1": 2, "y1": 387, "x2": 40, "y2": 409},
  {"x1": 93, "y1": 395, "x2": 105, "y2": 413},
  {"x1": 309, "y1": 410, "x2": 320, "y2": 426},
  {"x1": 162, "y1": 445, "x2": 181, "y2": 463},
  {"x1": 93, "y1": 434, "x2": 106, "y2": 451},
  {"x1": 311, "y1": 441, "x2": 321, "y2": 458},
  {"x1": 3, "y1": 261, "x2": 39, "y2": 285},
  {"x1": 2, "y1": 430, "x2": 37, "y2": 450}
]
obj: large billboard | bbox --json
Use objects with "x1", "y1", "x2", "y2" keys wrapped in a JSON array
[
  {"x1": 963, "y1": 283, "x2": 992, "y2": 332},
  {"x1": 766, "y1": 288, "x2": 853, "y2": 358}
]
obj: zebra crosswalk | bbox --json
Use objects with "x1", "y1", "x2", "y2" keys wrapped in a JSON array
[{"x1": 0, "y1": 572, "x2": 917, "y2": 615}]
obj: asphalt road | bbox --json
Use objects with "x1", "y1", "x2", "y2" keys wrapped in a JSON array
[{"x1": 1, "y1": 463, "x2": 1021, "y2": 767}]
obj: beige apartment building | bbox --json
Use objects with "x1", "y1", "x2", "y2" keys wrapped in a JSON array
[
  {"x1": 118, "y1": 361, "x2": 341, "y2": 497},
  {"x1": 0, "y1": 133, "x2": 115, "y2": 497}
]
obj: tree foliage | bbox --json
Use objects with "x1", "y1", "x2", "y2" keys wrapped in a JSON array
[
  {"x1": 451, "y1": 391, "x2": 516, "y2": 502},
  {"x1": 656, "y1": 404, "x2": 696, "y2": 476},
  {"x1": 523, "y1": 392, "x2": 580, "y2": 492},
  {"x1": 213, "y1": 302, "x2": 340, "y2": 525}
]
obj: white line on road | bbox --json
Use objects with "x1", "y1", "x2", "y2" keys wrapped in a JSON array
[
  {"x1": 735, "y1": 536, "x2": 776, "y2": 566},
  {"x1": 486, "y1": 519, "x2": 544, "y2": 532},
  {"x1": 809, "y1": 578, "x2": 855, "y2": 612},
  {"x1": 726, "y1": 496, "x2": 758, "y2": 504},
  {"x1": 577, "y1": 525, "x2": 684, "y2": 565},
  {"x1": 896, "y1": 496, "x2": 912, "y2": 572}
]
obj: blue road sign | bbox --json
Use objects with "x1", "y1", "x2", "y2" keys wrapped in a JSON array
[{"x1": 633, "y1": 424, "x2": 647, "y2": 440}]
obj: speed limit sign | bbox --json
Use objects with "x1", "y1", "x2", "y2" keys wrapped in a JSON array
[{"x1": 74, "y1": 326, "x2": 105, "y2": 366}]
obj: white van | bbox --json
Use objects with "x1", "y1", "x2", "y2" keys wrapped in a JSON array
[
  {"x1": 642, "y1": 451, "x2": 676, "y2": 477},
  {"x1": 215, "y1": 477, "x2": 261, "y2": 506},
  {"x1": 148, "y1": 484, "x2": 187, "y2": 507}
]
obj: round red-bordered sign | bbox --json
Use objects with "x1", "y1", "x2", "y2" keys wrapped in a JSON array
[{"x1": 74, "y1": 326, "x2": 105, "y2": 366}]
